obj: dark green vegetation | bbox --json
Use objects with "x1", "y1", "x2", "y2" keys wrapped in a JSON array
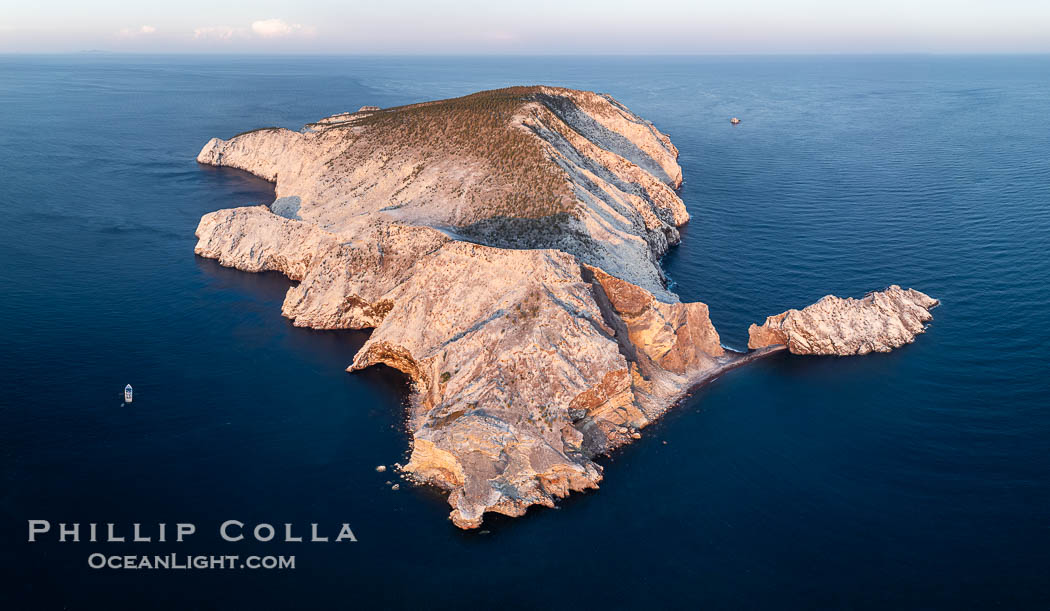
[
  {"x1": 347, "y1": 87, "x2": 576, "y2": 222},
  {"x1": 458, "y1": 212, "x2": 599, "y2": 253},
  {"x1": 233, "y1": 126, "x2": 282, "y2": 138}
]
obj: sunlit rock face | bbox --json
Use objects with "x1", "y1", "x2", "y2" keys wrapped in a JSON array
[
  {"x1": 195, "y1": 87, "x2": 937, "y2": 528},
  {"x1": 748, "y1": 286, "x2": 939, "y2": 355}
]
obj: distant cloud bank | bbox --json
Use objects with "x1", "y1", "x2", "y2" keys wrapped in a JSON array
[
  {"x1": 190, "y1": 18, "x2": 312, "y2": 42},
  {"x1": 250, "y1": 19, "x2": 310, "y2": 38},
  {"x1": 192, "y1": 25, "x2": 241, "y2": 40}
]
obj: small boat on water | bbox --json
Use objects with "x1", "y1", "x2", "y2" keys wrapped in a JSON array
[
  {"x1": 124, "y1": 384, "x2": 133, "y2": 404},
  {"x1": 730, "y1": 117, "x2": 741, "y2": 125}
]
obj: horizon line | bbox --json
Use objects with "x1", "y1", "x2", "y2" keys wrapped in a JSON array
[{"x1": 3, "y1": 51, "x2": 1050, "y2": 58}]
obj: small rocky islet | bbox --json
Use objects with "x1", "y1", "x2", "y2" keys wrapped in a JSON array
[{"x1": 194, "y1": 86, "x2": 938, "y2": 528}]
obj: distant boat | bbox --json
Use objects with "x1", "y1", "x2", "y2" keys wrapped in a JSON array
[
  {"x1": 124, "y1": 384, "x2": 133, "y2": 404},
  {"x1": 730, "y1": 117, "x2": 741, "y2": 125}
]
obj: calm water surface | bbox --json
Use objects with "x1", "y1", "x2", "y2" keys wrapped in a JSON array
[{"x1": 1, "y1": 55, "x2": 1048, "y2": 609}]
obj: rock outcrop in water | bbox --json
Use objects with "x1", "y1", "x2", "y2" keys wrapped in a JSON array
[
  {"x1": 194, "y1": 86, "x2": 937, "y2": 528},
  {"x1": 747, "y1": 286, "x2": 939, "y2": 355}
]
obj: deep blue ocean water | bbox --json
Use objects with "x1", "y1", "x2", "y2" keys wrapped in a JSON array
[{"x1": 1, "y1": 55, "x2": 1048, "y2": 609}]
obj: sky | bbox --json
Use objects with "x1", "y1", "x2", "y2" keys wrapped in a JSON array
[{"x1": 1, "y1": 0, "x2": 1049, "y2": 54}]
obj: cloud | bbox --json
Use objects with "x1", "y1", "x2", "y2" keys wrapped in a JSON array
[
  {"x1": 193, "y1": 26, "x2": 243, "y2": 40},
  {"x1": 117, "y1": 25, "x2": 157, "y2": 37},
  {"x1": 250, "y1": 18, "x2": 310, "y2": 38},
  {"x1": 192, "y1": 19, "x2": 312, "y2": 42}
]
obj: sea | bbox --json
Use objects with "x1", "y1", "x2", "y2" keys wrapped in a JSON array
[{"x1": 1, "y1": 55, "x2": 1048, "y2": 609}]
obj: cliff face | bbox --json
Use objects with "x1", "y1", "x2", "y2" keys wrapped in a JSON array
[
  {"x1": 748, "y1": 286, "x2": 939, "y2": 355},
  {"x1": 194, "y1": 87, "x2": 937, "y2": 528},
  {"x1": 197, "y1": 86, "x2": 685, "y2": 300}
]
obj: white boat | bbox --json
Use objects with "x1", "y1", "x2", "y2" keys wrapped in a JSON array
[
  {"x1": 730, "y1": 117, "x2": 741, "y2": 125},
  {"x1": 124, "y1": 384, "x2": 133, "y2": 404}
]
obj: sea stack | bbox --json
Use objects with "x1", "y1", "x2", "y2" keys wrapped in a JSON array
[{"x1": 748, "y1": 286, "x2": 939, "y2": 355}]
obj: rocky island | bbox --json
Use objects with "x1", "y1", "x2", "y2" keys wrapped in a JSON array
[{"x1": 194, "y1": 86, "x2": 938, "y2": 528}]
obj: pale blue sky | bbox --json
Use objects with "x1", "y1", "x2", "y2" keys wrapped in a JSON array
[{"x1": 2, "y1": 0, "x2": 1049, "y2": 54}]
